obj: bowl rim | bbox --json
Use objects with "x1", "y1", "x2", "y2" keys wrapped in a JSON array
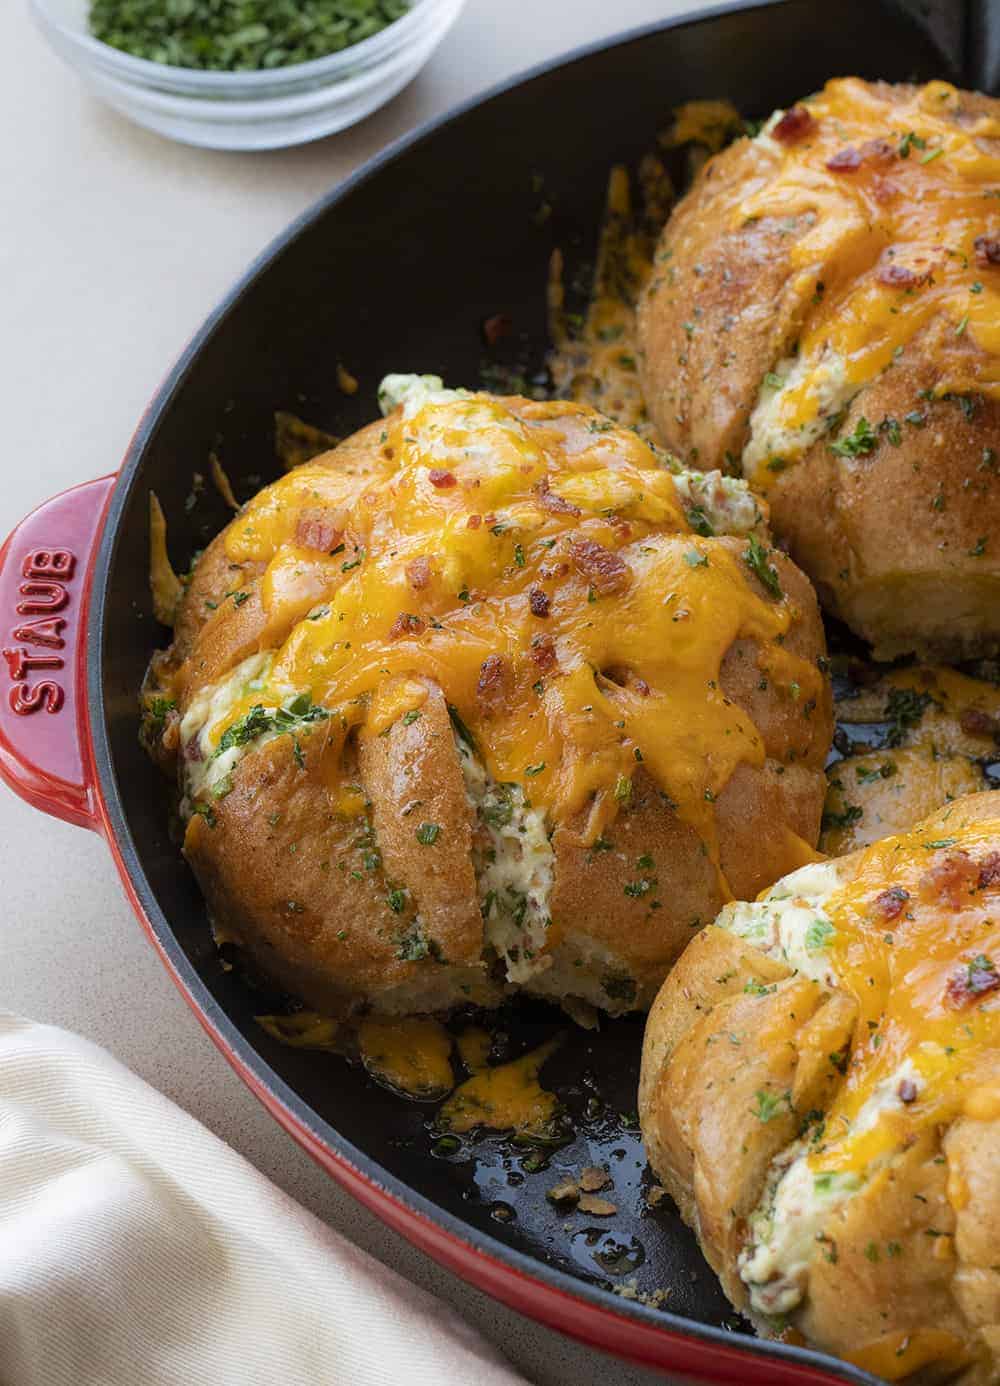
[
  {"x1": 29, "y1": 0, "x2": 447, "y2": 91},
  {"x1": 85, "y1": 2, "x2": 899, "y2": 1381}
]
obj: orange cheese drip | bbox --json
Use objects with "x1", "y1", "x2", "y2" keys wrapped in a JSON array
[
  {"x1": 219, "y1": 394, "x2": 818, "y2": 857},
  {"x1": 741, "y1": 78, "x2": 1000, "y2": 439},
  {"x1": 810, "y1": 814, "x2": 1000, "y2": 1176}
]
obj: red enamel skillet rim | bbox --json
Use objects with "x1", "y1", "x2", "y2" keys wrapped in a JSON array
[{"x1": 0, "y1": 6, "x2": 890, "y2": 1382}]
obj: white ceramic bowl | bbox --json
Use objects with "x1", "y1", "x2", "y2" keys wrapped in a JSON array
[{"x1": 29, "y1": 0, "x2": 466, "y2": 150}]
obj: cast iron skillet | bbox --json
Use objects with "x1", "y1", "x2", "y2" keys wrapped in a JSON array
[{"x1": 0, "y1": 2, "x2": 991, "y2": 1381}]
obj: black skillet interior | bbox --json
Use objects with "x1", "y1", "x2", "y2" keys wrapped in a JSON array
[{"x1": 93, "y1": 0, "x2": 987, "y2": 1363}]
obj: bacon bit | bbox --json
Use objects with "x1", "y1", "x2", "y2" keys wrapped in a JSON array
[
  {"x1": 477, "y1": 654, "x2": 512, "y2": 712},
  {"x1": 772, "y1": 106, "x2": 815, "y2": 143},
  {"x1": 920, "y1": 850, "x2": 979, "y2": 909},
  {"x1": 569, "y1": 538, "x2": 632, "y2": 595},
  {"x1": 960, "y1": 707, "x2": 999, "y2": 740},
  {"x1": 388, "y1": 613, "x2": 425, "y2": 641},
  {"x1": 945, "y1": 953, "x2": 999, "y2": 1008},
  {"x1": 897, "y1": 1078, "x2": 918, "y2": 1104},
  {"x1": 531, "y1": 634, "x2": 557, "y2": 672},
  {"x1": 467, "y1": 514, "x2": 482, "y2": 530},
  {"x1": 826, "y1": 146, "x2": 862, "y2": 171},
  {"x1": 973, "y1": 234, "x2": 1000, "y2": 268},
  {"x1": 482, "y1": 313, "x2": 513, "y2": 346},
  {"x1": 873, "y1": 886, "x2": 910, "y2": 921},
  {"x1": 406, "y1": 556, "x2": 432, "y2": 591},
  {"x1": 428, "y1": 469, "x2": 457, "y2": 489},
  {"x1": 183, "y1": 737, "x2": 204, "y2": 763},
  {"x1": 295, "y1": 508, "x2": 343, "y2": 553},
  {"x1": 536, "y1": 478, "x2": 581, "y2": 518},
  {"x1": 826, "y1": 140, "x2": 895, "y2": 174},
  {"x1": 860, "y1": 138, "x2": 896, "y2": 163},
  {"x1": 529, "y1": 587, "x2": 550, "y2": 618},
  {"x1": 977, "y1": 851, "x2": 1000, "y2": 889},
  {"x1": 876, "y1": 249, "x2": 933, "y2": 288}
]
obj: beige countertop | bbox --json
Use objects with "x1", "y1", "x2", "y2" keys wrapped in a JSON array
[{"x1": 1, "y1": 3, "x2": 696, "y2": 1381}]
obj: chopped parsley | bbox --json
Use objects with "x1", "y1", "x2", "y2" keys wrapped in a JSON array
[
  {"x1": 396, "y1": 926, "x2": 431, "y2": 961},
  {"x1": 743, "y1": 535, "x2": 782, "y2": 598},
  {"x1": 822, "y1": 803, "x2": 863, "y2": 831},
  {"x1": 884, "y1": 687, "x2": 934, "y2": 746},
  {"x1": 415, "y1": 822, "x2": 441, "y2": 845},
  {"x1": 855, "y1": 761, "x2": 896, "y2": 784},
  {"x1": 805, "y1": 917, "x2": 836, "y2": 950},
  {"x1": 830, "y1": 415, "x2": 877, "y2": 457},
  {"x1": 213, "y1": 693, "x2": 329, "y2": 759},
  {"x1": 614, "y1": 774, "x2": 632, "y2": 803},
  {"x1": 685, "y1": 505, "x2": 714, "y2": 537},
  {"x1": 752, "y1": 1090, "x2": 786, "y2": 1123},
  {"x1": 897, "y1": 130, "x2": 926, "y2": 158}
]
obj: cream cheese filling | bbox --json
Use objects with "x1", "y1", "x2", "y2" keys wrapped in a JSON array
[{"x1": 456, "y1": 735, "x2": 554, "y2": 984}]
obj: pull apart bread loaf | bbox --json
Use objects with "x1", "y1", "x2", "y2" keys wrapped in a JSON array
[
  {"x1": 144, "y1": 376, "x2": 832, "y2": 1021},
  {"x1": 639, "y1": 791, "x2": 1000, "y2": 1383},
  {"x1": 637, "y1": 79, "x2": 1000, "y2": 661}
]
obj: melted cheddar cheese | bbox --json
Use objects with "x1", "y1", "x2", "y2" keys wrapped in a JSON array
[
  {"x1": 813, "y1": 815, "x2": 1000, "y2": 1176},
  {"x1": 199, "y1": 385, "x2": 819, "y2": 865},
  {"x1": 736, "y1": 809, "x2": 1000, "y2": 1326},
  {"x1": 741, "y1": 79, "x2": 1000, "y2": 482}
]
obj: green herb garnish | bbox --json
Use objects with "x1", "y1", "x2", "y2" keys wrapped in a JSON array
[
  {"x1": 830, "y1": 415, "x2": 877, "y2": 457},
  {"x1": 89, "y1": 0, "x2": 411, "y2": 71},
  {"x1": 743, "y1": 534, "x2": 782, "y2": 598}
]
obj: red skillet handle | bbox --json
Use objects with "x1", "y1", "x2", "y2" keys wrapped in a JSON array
[{"x1": 0, "y1": 476, "x2": 116, "y2": 831}]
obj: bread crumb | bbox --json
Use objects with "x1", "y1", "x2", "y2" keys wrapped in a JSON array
[
  {"x1": 547, "y1": 1179, "x2": 580, "y2": 1205},
  {"x1": 613, "y1": 1278, "x2": 671, "y2": 1307},
  {"x1": 337, "y1": 363, "x2": 359, "y2": 395},
  {"x1": 646, "y1": 1184, "x2": 667, "y2": 1207},
  {"x1": 579, "y1": 1165, "x2": 610, "y2": 1192},
  {"x1": 577, "y1": 1193, "x2": 617, "y2": 1216}
]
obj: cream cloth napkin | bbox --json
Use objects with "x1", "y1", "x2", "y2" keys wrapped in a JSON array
[{"x1": 0, "y1": 1011, "x2": 528, "y2": 1386}]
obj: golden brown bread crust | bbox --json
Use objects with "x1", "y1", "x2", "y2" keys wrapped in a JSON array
[
  {"x1": 151, "y1": 398, "x2": 832, "y2": 1021},
  {"x1": 184, "y1": 682, "x2": 503, "y2": 1015},
  {"x1": 637, "y1": 79, "x2": 1000, "y2": 661},
  {"x1": 639, "y1": 792, "x2": 1000, "y2": 1382}
]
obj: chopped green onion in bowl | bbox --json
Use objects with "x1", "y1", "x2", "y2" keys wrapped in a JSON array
[{"x1": 89, "y1": 0, "x2": 412, "y2": 72}]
